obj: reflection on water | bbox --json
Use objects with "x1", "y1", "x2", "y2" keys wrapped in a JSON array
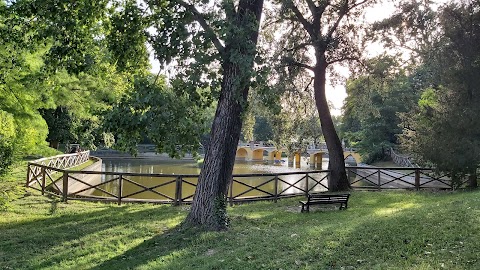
[{"x1": 92, "y1": 157, "x2": 330, "y2": 201}]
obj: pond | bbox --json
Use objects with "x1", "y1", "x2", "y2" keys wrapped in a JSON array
[{"x1": 89, "y1": 157, "x2": 331, "y2": 201}]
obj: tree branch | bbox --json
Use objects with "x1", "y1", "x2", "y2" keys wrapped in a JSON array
[
  {"x1": 284, "y1": 0, "x2": 315, "y2": 37},
  {"x1": 175, "y1": 0, "x2": 225, "y2": 55},
  {"x1": 305, "y1": 0, "x2": 318, "y2": 16},
  {"x1": 286, "y1": 41, "x2": 314, "y2": 53},
  {"x1": 326, "y1": 0, "x2": 349, "y2": 41},
  {"x1": 282, "y1": 58, "x2": 315, "y2": 71},
  {"x1": 326, "y1": 0, "x2": 370, "y2": 41}
]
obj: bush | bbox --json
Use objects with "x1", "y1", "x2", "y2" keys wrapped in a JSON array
[{"x1": 0, "y1": 110, "x2": 16, "y2": 176}]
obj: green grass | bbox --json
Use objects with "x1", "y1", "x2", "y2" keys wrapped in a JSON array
[
  {"x1": 68, "y1": 159, "x2": 96, "y2": 171},
  {"x1": 1, "y1": 164, "x2": 480, "y2": 269}
]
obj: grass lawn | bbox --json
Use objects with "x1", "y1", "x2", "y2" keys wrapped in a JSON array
[{"x1": 1, "y1": 164, "x2": 480, "y2": 269}]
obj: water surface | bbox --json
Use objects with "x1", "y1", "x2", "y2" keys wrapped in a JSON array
[{"x1": 91, "y1": 157, "x2": 330, "y2": 201}]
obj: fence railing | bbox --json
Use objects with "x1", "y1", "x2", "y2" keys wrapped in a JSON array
[
  {"x1": 347, "y1": 166, "x2": 468, "y2": 190},
  {"x1": 390, "y1": 148, "x2": 417, "y2": 167},
  {"x1": 26, "y1": 156, "x2": 469, "y2": 205},
  {"x1": 25, "y1": 165, "x2": 331, "y2": 205},
  {"x1": 26, "y1": 151, "x2": 90, "y2": 195}
]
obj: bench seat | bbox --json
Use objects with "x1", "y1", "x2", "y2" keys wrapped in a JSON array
[{"x1": 300, "y1": 193, "x2": 350, "y2": 213}]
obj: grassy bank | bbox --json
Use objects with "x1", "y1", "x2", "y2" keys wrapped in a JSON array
[{"x1": 1, "y1": 165, "x2": 480, "y2": 269}]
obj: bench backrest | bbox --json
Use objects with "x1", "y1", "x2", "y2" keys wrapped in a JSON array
[{"x1": 308, "y1": 193, "x2": 350, "y2": 201}]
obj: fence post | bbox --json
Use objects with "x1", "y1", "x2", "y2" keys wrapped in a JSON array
[
  {"x1": 25, "y1": 164, "x2": 31, "y2": 188},
  {"x1": 274, "y1": 175, "x2": 279, "y2": 203},
  {"x1": 118, "y1": 174, "x2": 123, "y2": 205},
  {"x1": 62, "y1": 171, "x2": 68, "y2": 202},
  {"x1": 229, "y1": 177, "x2": 234, "y2": 207},
  {"x1": 305, "y1": 173, "x2": 309, "y2": 197},
  {"x1": 41, "y1": 167, "x2": 46, "y2": 195},
  {"x1": 175, "y1": 176, "x2": 183, "y2": 206},
  {"x1": 377, "y1": 170, "x2": 381, "y2": 191},
  {"x1": 415, "y1": 169, "x2": 420, "y2": 191}
]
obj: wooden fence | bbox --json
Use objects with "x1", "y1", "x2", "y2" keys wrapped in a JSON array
[
  {"x1": 26, "y1": 151, "x2": 91, "y2": 196},
  {"x1": 26, "y1": 155, "x2": 469, "y2": 205},
  {"x1": 25, "y1": 165, "x2": 331, "y2": 205},
  {"x1": 347, "y1": 166, "x2": 468, "y2": 190}
]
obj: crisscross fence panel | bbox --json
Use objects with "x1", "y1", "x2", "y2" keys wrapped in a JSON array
[
  {"x1": 227, "y1": 171, "x2": 330, "y2": 205},
  {"x1": 346, "y1": 166, "x2": 462, "y2": 190}
]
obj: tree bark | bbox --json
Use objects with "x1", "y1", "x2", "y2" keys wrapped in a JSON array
[
  {"x1": 184, "y1": 0, "x2": 264, "y2": 230},
  {"x1": 313, "y1": 55, "x2": 350, "y2": 192},
  {"x1": 468, "y1": 172, "x2": 477, "y2": 189}
]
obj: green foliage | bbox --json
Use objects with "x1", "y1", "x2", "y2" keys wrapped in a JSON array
[
  {"x1": 104, "y1": 76, "x2": 210, "y2": 157},
  {"x1": 253, "y1": 116, "x2": 273, "y2": 141},
  {"x1": 399, "y1": 1, "x2": 480, "y2": 179},
  {"x1": 40, "y1": 107, "x2": 75, "y2": 147},
  {"x1": 106, "y1": 0, "x2": 150, "y2": 74},
  {"x1": 342, "y1": 56, "x2": 420, "y2": 163},
  {"x1": 1, "y1": 0, "x2": 148, "y2": 158},
  {"x1": 13, "y1": 0, "x2": 110, "y2": 74},
  {"x1": 0, "y1": 111, "x2": 15, "y2": 175}
]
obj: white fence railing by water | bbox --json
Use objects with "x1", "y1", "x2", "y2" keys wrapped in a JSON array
[{"x1": 26, "y1": 151, "x2": 90, "y2": 195}]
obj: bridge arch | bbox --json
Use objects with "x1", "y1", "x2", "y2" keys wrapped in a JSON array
[
  {"x1": 344, "y1": 151, "x2": 362, "y2": 164},
  {"x1": 268, "y1": 150, "x2": 282, "y2": 161},
  {"x1": 236, "y1": 148, "x2": 249, "y2": 160},
  {"x1": 251, "y1": 149, "x2": 266, "y2": 161}
]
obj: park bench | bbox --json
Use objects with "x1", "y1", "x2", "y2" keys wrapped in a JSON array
[{"x1": 300, "y1": 193, "x2": 350, "y2": 213}]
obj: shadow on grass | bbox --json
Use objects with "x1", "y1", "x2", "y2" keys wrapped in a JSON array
[
  {"x1": 89, "y1": 225, "x2": 218, "y2": 270},
  {"x1": 0, "y1": 200, "x2": 184, "y2": 269}
]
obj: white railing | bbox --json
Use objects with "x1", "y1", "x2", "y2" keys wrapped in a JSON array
[
  {"x1": 390, "y1": 148, "x2": 417, "y2": 167},
  {"x1": 26, "y1": 151, "x2": 90, "y2": 189}
]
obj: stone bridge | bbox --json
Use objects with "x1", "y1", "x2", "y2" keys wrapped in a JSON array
[{"x1": 236, "y1": 141, "x2": 362, "y2": 169}]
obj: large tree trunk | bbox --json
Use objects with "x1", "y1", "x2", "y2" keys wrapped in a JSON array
[
  {"x1": 184, "y1": 0, "x2": 264, "y2": 231},
  {"x1": 313, "y1": 58, "x2": 350, "y2": 192},
  {"x1": 185, "y1": 63, "x2": 246, "y2": 230}
]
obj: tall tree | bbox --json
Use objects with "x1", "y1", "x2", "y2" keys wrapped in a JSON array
[
  {"x1": 147, "y1": 0, "x2": 265, "y2": 230},
  {"x1": 270, "y1": 0, "x2": 375, "y2": 191}
]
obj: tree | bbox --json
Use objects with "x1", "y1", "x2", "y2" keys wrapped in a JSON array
[
  {"x1": 40, "y1": 107, "x2": 74, "y2": 149},
  {"x1": 269, "y1": 0, "x2": 376, "y2": 191},
  {"x1": 146, "y1": 0, "x2": 265, "y2": 230},
  {"x1": 3, "y1": 0, "x2": 147, "y2": 152},
  {"x1": 253, "y1": 116, "x2": 273, "y2": 141},
  {"x1": 0, "y1": 111, "x2": 15, "y2": 175},
  {"x1": 399, "y1": 1, "x2": 480, "y2": 187}
]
